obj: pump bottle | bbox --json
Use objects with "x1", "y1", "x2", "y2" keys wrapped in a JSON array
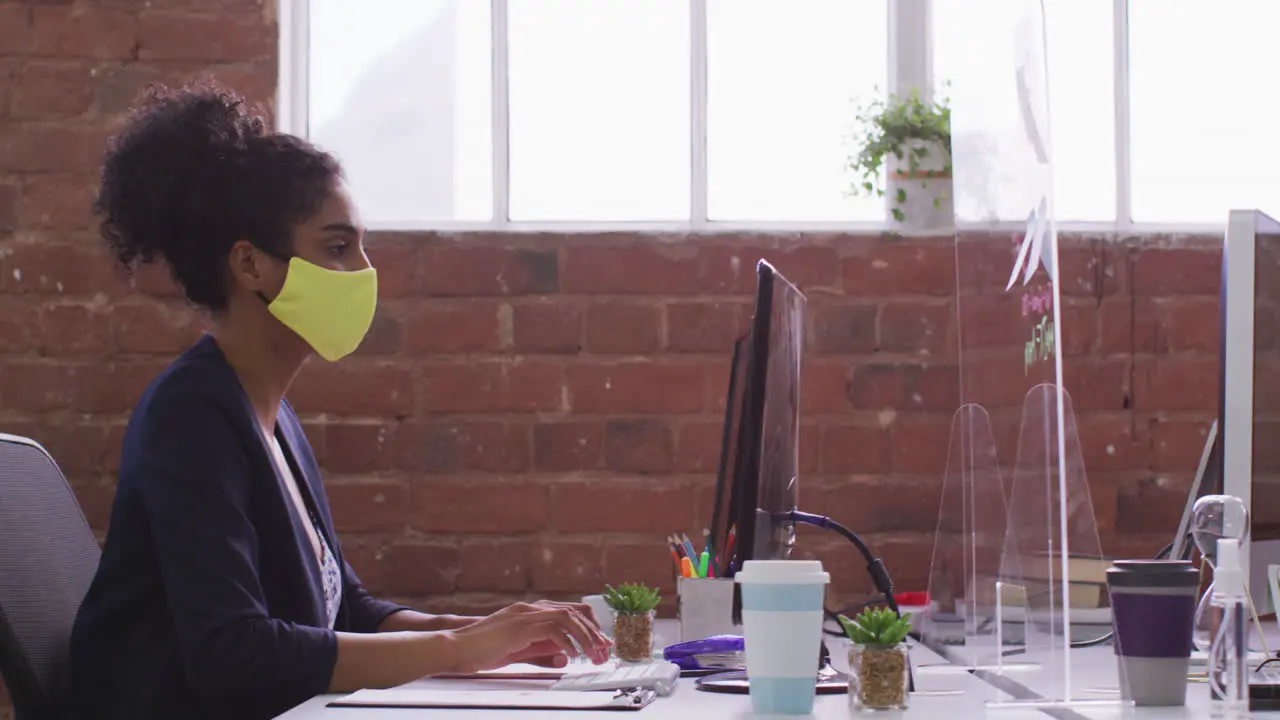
[{"x1": 1209, "y1": 538, "x2": 1249, "y2": 719}]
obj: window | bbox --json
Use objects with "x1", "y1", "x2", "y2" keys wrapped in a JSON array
[
  {"x1": 1041, "y1": 0, "x2": 1115, "y2": 223},
  {"x1": 507, "y1": 0, "x2": 690, "y2": 221},
  {"x1": 295, "y1": 0, "x2": 895, "y2": 229},
  {"x1": 291, "y1": 0, "x2": 1280, "y2": 229},
  {"x1": 308, "y1": 0, "x2": 492, "y2": 225},
  {"x1": 706, "y1": 0, "x2": 888, "y2": 222},
  {"x1": 933, "y1": 0, "x2": 1114, "y2": 223},
  {"x1": 1129, "y1": 0, "x2": 1280, "y2": 224}
]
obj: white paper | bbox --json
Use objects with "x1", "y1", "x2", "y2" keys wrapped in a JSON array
[{"x1": 335, "y1": 688, "x2": 622, "y2": 709}]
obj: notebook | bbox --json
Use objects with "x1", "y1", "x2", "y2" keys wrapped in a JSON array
[{"x1": 328, "y1": 687, "x2": 656, "y2": 711}]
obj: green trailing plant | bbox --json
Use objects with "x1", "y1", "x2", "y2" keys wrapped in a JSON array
[
  {"x1": 839, "y1": 607, "x2": 912, "y2": 647},
  {"x1": 603, "y1": 583, "x2": 661, "y2": 615},
  {"x1": 849, "y1": 85, "x2": 952, "y2": 222}
]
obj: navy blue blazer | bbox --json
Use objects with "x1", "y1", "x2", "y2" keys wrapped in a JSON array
[{"x1": 69, "y1": 335, "x2": 407, "y2": 719}]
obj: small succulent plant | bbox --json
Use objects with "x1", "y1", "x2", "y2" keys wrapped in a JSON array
[
  {"x1": 602, "y1": 583, "x2": 661, "y2": 615},
  {"x1": 839, "y1": 607, "x2": 912, "y2": 647}
]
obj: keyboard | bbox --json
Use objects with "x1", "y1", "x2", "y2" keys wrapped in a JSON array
[
  {"x1": 1190, "y1": 649, "x2": 1271, "y2": 667},
  {"x1": 549, "y1": 661, "x2": 682, "y2": 696}
]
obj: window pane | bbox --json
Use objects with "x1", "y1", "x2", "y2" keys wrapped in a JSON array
[
  {"x1": 707, "y1": 0, "x2": 887, "y2": 222},
  {"x1": 508, "y1": 0, "x2": 690, "y2": 222},
  {"x1": 1130, "y1": 1, "x2": 1280, "y2": 224},
  {"x1": 309, "y1": 0, "x2": 492, "y2": 226},
  {"x1": 933, "y1": 0, "x2": 1115, "y2": 222}
]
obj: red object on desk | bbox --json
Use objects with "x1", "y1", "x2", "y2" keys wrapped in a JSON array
[
  {"x1": 895, "y1": 591, "x2": 928, "y2": 607},
  {"x1": 718, "y1": 528, "x2": 737, "y2": 575}
]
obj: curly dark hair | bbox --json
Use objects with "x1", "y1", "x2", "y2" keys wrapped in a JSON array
[{"x1": 96, "y1": 80, "x2": 342, "y2": 310}]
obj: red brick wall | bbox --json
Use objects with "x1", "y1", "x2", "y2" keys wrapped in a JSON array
[
  {"x1": 0, "y1": 0, "x2": 276, "y2": 713},
  {"x1": 0, "y1": 0, "x2": 1224, "y2": 713}
]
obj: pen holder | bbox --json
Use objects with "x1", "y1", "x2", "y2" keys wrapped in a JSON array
[{"x1": 677, "y1": 577, "x2": 738, "y2": 642}]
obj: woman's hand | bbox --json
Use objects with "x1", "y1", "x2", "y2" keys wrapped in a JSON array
[
  {"x1": 451, "y1": 600, "x2": 613, "y2": 672},
  {"x1": 498, "y1": 639, "x2": 574, "y2": 668}
]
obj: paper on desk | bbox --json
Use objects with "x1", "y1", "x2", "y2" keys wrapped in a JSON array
[{"x1": 329, "y1": 688, "x2": 653, "y2": 710}]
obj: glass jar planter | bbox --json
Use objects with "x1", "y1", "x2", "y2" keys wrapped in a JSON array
[
  {"x1": 611, "y1": 610, "x2": 655, "y2": 663},
  {"x1": 848, "y1": 643, "x2": 909, "y2": 711}
]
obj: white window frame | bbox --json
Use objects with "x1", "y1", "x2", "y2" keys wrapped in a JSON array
[{"x1": 277, "y1": 0, "x2": 1223, "y2": 235}]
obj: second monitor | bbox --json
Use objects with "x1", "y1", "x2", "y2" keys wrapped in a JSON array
[{"x1": 709, "y1": 259, "x2": 805, "y2": 579}]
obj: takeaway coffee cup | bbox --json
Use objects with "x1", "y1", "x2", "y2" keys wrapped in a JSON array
[
  {"x1": 1105, "y1": 559, "x2": 1200, "y2": 706},
  {"x1": 735, "y1": 560, "x2": 830, "y2": 715},
  {"x1": 581, "y1": 594, "x2": 614, "y2": 639}
]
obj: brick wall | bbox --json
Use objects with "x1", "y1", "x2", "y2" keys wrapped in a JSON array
[
  {"x1": 0, "y1": 0, "x2": 1224, "y2": 714},
  {"x1": 0, "y1": 0, "x2": 276, "y2": 713}
]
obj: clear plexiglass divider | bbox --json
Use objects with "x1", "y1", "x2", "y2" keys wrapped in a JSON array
[
  {"x1": 986, "y1": 384, "x2": 1126, "y2": 711},
  {"x1": 940, "y1": 0, "x2": 1130, "y2": 710},
  {"x1": 920, "y1": 403, "x2": 1034, "y2": 674}
]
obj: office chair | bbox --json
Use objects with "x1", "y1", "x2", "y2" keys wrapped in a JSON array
[{"x1": 0, "y1": 433, "x2": 101, "y2": 720}]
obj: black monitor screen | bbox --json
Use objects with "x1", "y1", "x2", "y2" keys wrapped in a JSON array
[
  {"x1": 725, "y1": 261, "x2": 806, "y2": 577},
  {"x1": 1252, "y1": 230, "x2": 1280, "y2": 538},
  {"x1": 708, "y1": 334, "x2": 749, "y2": 578},
  {"x1": 752, "y1": 266, "x2": 804, "y2": 560}
]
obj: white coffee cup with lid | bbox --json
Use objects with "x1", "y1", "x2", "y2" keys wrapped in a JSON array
[
  {"x1": 735, "y1": 560, "x2": 830, "y2": 715},
  {"x1": 581, "y1": 594, "x2": 614, "y2": 638}
]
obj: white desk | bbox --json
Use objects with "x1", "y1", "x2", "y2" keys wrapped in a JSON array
[
  {"x1": 278, "y1": 622, "x2": 1004, "y2": 719},
  {"x1": 934, "y1": 639, "x2": 1272, "y2": 719},
  {"x1": 278, "y1": 622, "x2": 1272, "y2": 719}
]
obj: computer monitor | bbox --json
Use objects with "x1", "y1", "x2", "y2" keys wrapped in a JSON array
[
  {"x1": 708, "y1": 334, "x2": 748, "y2": 577},
  {"x1": 1215, "y1": 209, "x2": 1280, "y2": 614},
  {"x1": 709, "y1": 260, "x2": 806, "y2": 580},
  {"x1": 710, "y1": 261, "x2": 905, "y2": 669},
  {"x1": 747, "y1": 261, "x2": 805, "y2": 563}
]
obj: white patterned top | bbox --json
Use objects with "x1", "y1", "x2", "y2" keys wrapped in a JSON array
[{"x1": 268, "y1": 435, "x2": 342, "y2": 629}]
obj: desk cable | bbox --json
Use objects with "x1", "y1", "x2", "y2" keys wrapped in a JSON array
[{"x1": 780, "y1": 510, "x2": 914, "y2": 692}]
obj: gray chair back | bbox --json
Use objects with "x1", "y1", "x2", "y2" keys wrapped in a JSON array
[{"x1": 0, "y1": 434, "x2": 101, "y2": 720}]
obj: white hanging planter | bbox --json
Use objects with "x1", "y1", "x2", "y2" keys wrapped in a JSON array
[{"x1": 886, "y1": 138, "x2": 954, "y2": 234}]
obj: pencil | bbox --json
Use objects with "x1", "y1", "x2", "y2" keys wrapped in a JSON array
[
  {"x1": 681, "y1": 533, "x2": 698, "y2": 562},
  {"x1": 669, "y1": 535, "x2": 686, "y2": 560},
  {"x1": 722, "y1": 527, "x2": 737, "y2": 575}
]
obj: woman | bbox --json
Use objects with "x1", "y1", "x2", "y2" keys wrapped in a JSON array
[{"x1": 68, "y1": 81, "x2": 611, "y2": 720}]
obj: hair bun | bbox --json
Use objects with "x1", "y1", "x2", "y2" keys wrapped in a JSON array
[{"x1": 94, "y1": 79, "x2": 340, "y2": 310}]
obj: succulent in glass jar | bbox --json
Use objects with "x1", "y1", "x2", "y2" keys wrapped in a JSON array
[
  {"x1": 839, "y1": 607, "x2": 912, "y2": 711},
  {"x1": 603, "y1": 583, "x2": 661, "y2": 663}
]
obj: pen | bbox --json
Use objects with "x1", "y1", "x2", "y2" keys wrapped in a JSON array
[
  {"x1": 701, "y1": 528, "x2": 714, "y2": 576},
  {"x1": 722, "y1": 527, "x2": 737, "y2": 575},
  {"x1": 699, "y1": 551, "x2": 710, "y2": 579}
]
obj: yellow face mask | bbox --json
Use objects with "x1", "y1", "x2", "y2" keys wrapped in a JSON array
[{"x1": 265, "y1": 257, "x2": 378, "y2": 362}]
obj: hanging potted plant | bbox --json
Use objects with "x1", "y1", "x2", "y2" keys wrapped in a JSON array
[
  {"x1": 839, "y1": 607, "x2": 912, "y2": 712},
  {"x1": 603, "y1": 583, "x2": 661, "y2": 663},
  {"x1": 849, "y1": 87, "x2": 953, "y2": 233}
]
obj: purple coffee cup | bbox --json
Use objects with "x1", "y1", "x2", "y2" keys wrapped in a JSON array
[{"x1": 1105, "y1": 559, "x2": 1200, "y2": 706}]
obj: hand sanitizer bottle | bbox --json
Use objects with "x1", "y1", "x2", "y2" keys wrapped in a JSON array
[{"x1": 1209, "y1": 538, "x2": 1249, "y2": 719}]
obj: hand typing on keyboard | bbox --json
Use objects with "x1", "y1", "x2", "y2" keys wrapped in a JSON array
[{"x1": 453, "y1": 600, "x2": 614, "y2": 672}]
